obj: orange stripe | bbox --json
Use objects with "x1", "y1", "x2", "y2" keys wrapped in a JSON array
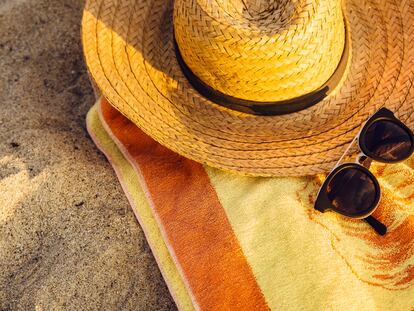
[{"x1": 100, "y1": 98, "x2": 269, "y2": 310}]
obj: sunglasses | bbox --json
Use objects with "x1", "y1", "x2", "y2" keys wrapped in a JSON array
[{"x1": 315, "y1": 108, "x2": 414, "y2": 236}]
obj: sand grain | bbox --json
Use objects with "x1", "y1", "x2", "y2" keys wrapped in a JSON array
[{"x1": 0, "y1": 0, "x2": 175, "y2": 310}]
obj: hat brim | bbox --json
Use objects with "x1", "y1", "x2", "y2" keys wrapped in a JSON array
[{"x1": 82, "y1": 0, "x2": 414, "y2": 176}]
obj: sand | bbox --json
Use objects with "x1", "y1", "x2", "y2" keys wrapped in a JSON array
[{"x1": 0, "y1": 0, "x2": 176, "y2": 309}]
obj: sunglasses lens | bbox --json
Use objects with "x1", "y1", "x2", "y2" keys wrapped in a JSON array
[
  {"x1": 327, "y1": 167, "x2": 378, "y2": 216},
  {"x1": 364, "y1": 120, "x2": 413, "y2": 161}
]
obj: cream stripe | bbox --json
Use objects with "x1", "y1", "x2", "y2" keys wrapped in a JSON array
[{"x1": 86, "y1": 103, "x2": 195, "y2": 310}]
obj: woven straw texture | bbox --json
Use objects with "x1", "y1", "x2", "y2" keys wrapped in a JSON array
[
  {"x1": 174, "y1": 0, "x2": 345, "y2": 102},
  {"x1": 82, "y1": 0, "x2": 414, "y2": 177}
]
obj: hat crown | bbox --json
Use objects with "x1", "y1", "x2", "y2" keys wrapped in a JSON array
[
  {"x1": 174, "y1": 0, "x2": 345, "y2": 103},
  {"x1": 235, "y1": 0, "x2": 280, "y2": 16},
  {"x1": 205, "y1": 0, "x2": 298, "y2": 21}
]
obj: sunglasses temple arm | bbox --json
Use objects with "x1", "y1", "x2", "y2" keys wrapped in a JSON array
[
  {"x1": 364, "y1": 216, "x2": 387, "y2": 236},
  {"x1": 335, "y1": 135, "x2": 359, "y2": 167}
]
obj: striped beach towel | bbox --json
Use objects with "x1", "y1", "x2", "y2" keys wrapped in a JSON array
[{"x1": 86, "y1": 97, "x2": 414, "y2": 310}]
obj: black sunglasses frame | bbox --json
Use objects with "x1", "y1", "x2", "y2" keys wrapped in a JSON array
[
  {"x1": 314, "y1": 108, "x2": 414, "y2": 235},
  {"x1": 314, "y1": 163, "x2": 381, "y2": 218},
  {"x1": 358, "y1": 108, "x2": 414, "y2": 163}
]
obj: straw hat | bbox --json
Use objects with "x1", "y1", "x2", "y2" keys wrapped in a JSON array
[{"x1": 82, "y1": 0, "x2": 414, "y2": 177}]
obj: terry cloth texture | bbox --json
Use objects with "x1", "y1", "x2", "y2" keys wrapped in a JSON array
[{"x1": 87, "y1": 97, "x2": 414, "y2": 310}]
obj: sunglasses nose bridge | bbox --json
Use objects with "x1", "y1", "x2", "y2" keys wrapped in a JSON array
[
  {"x1": 355, "y1": 152, "x2": 365, "y2": 163},
  {"x1": 355, "y1": 152, "x2": 372, "y2": 168}
]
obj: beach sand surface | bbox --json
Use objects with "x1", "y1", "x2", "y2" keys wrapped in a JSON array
[{"x1": 0, "y1": 0, "x2": 176, "y2": 309}]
